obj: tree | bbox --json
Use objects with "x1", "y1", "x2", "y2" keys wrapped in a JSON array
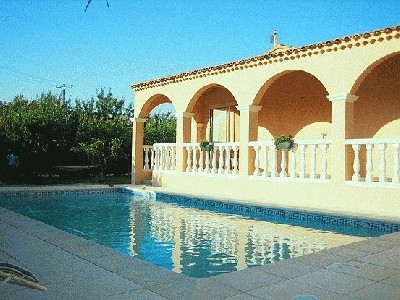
[
  {"x1": 0, "y1": 92, "x2": 77, "y2": 173},
  {"x1": 73, "y1": 89, "x2": 132, "y2": 179},
  {"x1": 143, "y1": 112, "x2": 176, "y2": 145}
]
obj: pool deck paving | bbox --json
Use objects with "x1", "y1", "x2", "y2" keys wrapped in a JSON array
[{"x1": 0, "y1": 185, "x2": 400, "y2": 299}]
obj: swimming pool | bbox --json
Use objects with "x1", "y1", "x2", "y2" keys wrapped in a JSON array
[{"x1": 0, "y1": 188, "x2": 398, "y2": 278}]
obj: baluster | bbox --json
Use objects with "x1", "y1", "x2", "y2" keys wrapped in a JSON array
[
  {"x1": 191, "y1": 145, "x2": 198, "y2": 172},
  {"x1": 351, "y1": 144, "x2": 361, "y2": 182},
  {"x1": 161, "y1": 146, "x2": 166, "y2": 170},
  {"x1": 225, "y1": 146, "x2": 231, "y2": 174},
  {"x1": 365, "y1": 144, "x2": 374, "y2": 182},
  {"x1": 150, "y1": 146, "x2": 156, "y2": 170},
  {"x1": 299, "y1": 144, "x2": 306, "y2": 179},
  {"x1": 165, "y1": 146, "x2": 172, "y2": 171},
  {"x1": 289, "y1": 147, "x2": 296, "y2": 178},
  {"x1": 143, "y1": 147, "x2": 150, "y2": 170},
  {"x1": 232, "y1": 145, "x2": 239, "y2": 175},
  {"x1": 393, "y1": 144, "x2": 400, "y2": 184},
  {"x1": 280, "y1": 150, "x2": 287, "y2": 177},
  {"x1": 309, "y1": 144, "x2": 317, "y2": 179},
  {"x1": 171, "y1": 146, "x2": 176, "y2": 170},
  {"x1": 211, "y1": 147, "x2": 217, "y2": 174},
  {"x1": 198, "y1": 147, "x2": 204, "y2": 172},
  {"x1": 168, "y1": 145, "x2": 173, "y2": 170},
  {"x1": 320, "y1": 144, "x2": 328, "y2": 180},
  {"x1": 218, "y1": 145, "x2": 224, "y2": 174},
  {"x1": 154, "y1": 146, "x2": 159, "y2": 171},
  {"x1": 185, "y1": 146, "x2": 192, "y2": 172},
  {"x1": 262, "y1": 145, "x2": 270, "y2": 177},
  {"x1": 378, "y1": 143, "x2": 387, "y2": 182},
  {"x1": 271, "y1": 145, "x2": 278, "y2": 177},
  {"x1": 253, "y1": 144, "x2": 261, "y2": 176},
  {"x1": 205, "y1": 150, "x2": 211, "y2": 173}
]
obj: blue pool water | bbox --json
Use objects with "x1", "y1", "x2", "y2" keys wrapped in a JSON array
[{"x1": 0, "y1": 189, "x2": 397, "y2": 278}]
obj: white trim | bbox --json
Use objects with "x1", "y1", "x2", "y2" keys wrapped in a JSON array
[
  {"x1": 345, "y1": 138, "x2": 400, "y2": 145},
  {"x1": 236, "y1": 105, "x2": 262, "y2": 112},
  {"x1": 327, "y1": 93, "x2": 358, "y2": 103}
]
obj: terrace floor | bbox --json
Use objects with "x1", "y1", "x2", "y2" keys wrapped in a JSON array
[{"x1": 1, "y1": 185, "x2": 400, "y2": 299}]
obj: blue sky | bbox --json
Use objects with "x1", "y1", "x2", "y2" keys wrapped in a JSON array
[{"x1": 0, "y1": 0, "x2": 399, "y2": 107}]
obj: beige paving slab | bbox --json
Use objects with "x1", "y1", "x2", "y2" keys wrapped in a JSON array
[
  {"x1": 257, "y1": 259, "x2": 319, "y2": 279},
  {"x1": 104, "y1": 288, "x2": 169, "y2": 300},
  {"x1": 359, "y1": 248, "x2": 400, "y2": 270},
  {"x1": 293, "y1": 269, "x2": 375, "y2": 295},
  {"x1": 326, "y1": 260, "x2": 400, "y2": 281},
  {"x1": 224, "y1": 292, "x2": 264, "y2": 300},
  {"x1": 214, "y1": 267, "x2": 286, "y2": 292},
  {"x1": 344, "y1": 282, "x2": 400, "y2": 300},
  {"x1": 247, "y1": 278, "x2": 340, "y2": 300},
  {"x1": 318, "y1": 244, "x2": 370, "y2": 260},
  {"x1": 289, "y1": 251, "x2": 348, "y2": 268},
  {"x1": 380, "y1": 273, "x2": 400, "y2": 287},
  {"x1": 147, "y1": 276, "x2": 244, "y2": 300}
]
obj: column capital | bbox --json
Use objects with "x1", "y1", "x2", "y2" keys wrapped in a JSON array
[
  {"x1": 175, "y1": 111, "x2": 194, "y2": 118},
  {"x1": 236, "y1": 105, "x2": 262, "y2": 112},
  {"x1": 327, "y1": 93, "x2": 358, "y2": 103},
  {"x1": 133, "y1": 117, "x2": 147, "y2": 123}
]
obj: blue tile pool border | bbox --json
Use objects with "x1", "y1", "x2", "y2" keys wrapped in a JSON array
[
  {"x1": 0, "y1": 187, "x2": 398, "y2": 235},
  {"x1": 152, "y1": 191, "x2": 400, "y2": 236}
]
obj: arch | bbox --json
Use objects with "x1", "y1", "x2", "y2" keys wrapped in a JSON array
[
  {"x1": 186, "y1": 83, "x2": 239, "y2": 142},
  {"x1": 254, "y1": 70, "x2": 331, "y2": 139},
  {"x1": 351, "y1": 52, "x2": 400, "y2": 138},
  {"x1": 186, "y1": 83, "x2": 236, "y2": 113},
  {"x1": 350, "y1": 51, "x2": 400, "y2": 96},
  {"x1": 138, "y1": 94, "x2": 173, "y2": 118}
]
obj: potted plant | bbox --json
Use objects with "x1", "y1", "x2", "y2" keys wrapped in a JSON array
[
  {"x1": 200, "y1": 140, "x2": 213, "y2": 151},
  {"x1": 274, "y1": 135, "x2": 294, "y2": 150}
]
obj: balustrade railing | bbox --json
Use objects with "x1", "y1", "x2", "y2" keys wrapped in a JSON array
[
  {"x1": 249, "y1": 139, "x2": 331, "y2": 181},
  {"x1": 183, "y1": 142, "x2": 240, "y2": 175},
  {"x1": 148, "y1": 143, "x2": 177, "y2": 172},
  {"x1": 346, "y1": 138, "x2": 400, "y2": 185}
]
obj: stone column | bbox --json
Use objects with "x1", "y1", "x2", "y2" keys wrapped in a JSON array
[
  {"x1": 175, "y1": 112, "x2": 193, "y2": 173},
  {"x1": 236, "y1": 105, "x2": 261, "y2": 178},
  {"x1": 327, "y1": 93, "x2": 358, "y2": 184},
  {"x1": 132, "y1": 118, "x2": 147, "y2": 184}
]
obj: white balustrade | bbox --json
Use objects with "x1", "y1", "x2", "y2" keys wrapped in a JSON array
[
  {"x1": 346, "y1": 138, "x2": 400, "y2": 185},
  {"x1": 150, "y1": 143, "x2": 177, "y2": 172},
  {"x1": 249, "y1": 140, "x2": 331, "y2": 182},
  {"x1": 183, "y1": 142, "x2": 240, "y2": 176}
]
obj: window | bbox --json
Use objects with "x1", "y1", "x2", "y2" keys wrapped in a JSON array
[{"x1": 209, "y1": 106, "x2": 238, "y2": 143}]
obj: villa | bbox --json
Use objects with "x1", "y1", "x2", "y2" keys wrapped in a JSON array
[{"x1": 131, "y1": 24, "x2": 400, "y2": 221}]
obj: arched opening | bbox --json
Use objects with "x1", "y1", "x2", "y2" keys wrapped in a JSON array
[
  {"x1": 134, "y1": 94, "x2": 176, "y2": 184},
  {"x1": 187, "y1": 84, "x2": 239, "y2": 143},
  {"x1": 138, "y1": 94, "x2": 173, "y2": 119},
  {"x1": 352, "y1": 52, "x2": 400, "y2": 139},
  {"x1": 138, "y1": 94, "x2": 176, "y2": 145},
  {"x1": 253, "y1": 70, "x2": 331, "y2": 178},
  {"x1": 350, "y1": 52, "x2": 400, "y2": 181},
  {"x1": 255, "y1": 70, "x2": 331, "y2": 140}
]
